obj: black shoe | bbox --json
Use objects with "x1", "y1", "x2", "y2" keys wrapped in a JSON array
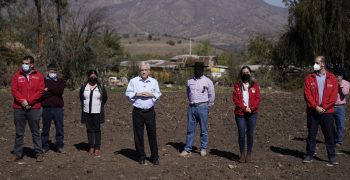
[
  {"x1": 327, "y1": 158, "x2": 339, "y2": 166},
  {"x1": 152, "y1": 158, "x2": 160, "y2": 165},
  {"x1": 302, "y1": 156, "x2": 313, "y2": 163},
  {"x1": 138, "y1": 159, "x2": 145, "y2": 165}
]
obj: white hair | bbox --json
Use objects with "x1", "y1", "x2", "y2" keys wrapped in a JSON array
[{"x1": 139, "y1": 61, "x2": 151, "y2": 70}]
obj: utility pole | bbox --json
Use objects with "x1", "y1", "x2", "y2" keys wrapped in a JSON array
[{"x1": 189, "y1": 38, "x2": 192, "y2": 55}]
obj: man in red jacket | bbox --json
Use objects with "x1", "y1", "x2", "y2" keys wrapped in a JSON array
[
  {"x1": 8, "y1": 55, "x2": 45, "y2": 162},
  {"x1": 303, "y1": 56, "x2": 338, "y2": 166}
]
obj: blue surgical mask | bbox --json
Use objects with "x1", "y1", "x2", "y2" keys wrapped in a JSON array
[
  {"x1": 48, "y1": 73, "x2": 57, "y2": 79},
  {"x1": 22, "y1": 64, "x2": 30, "y2": 72}
]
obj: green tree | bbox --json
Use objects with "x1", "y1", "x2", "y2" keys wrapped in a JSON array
[
  {"x1": 279, "y1": 0, "x2": 350, "y2": 67},
  {"x1": 247, "y1": 35, "x2": 275, "y2": 64}
]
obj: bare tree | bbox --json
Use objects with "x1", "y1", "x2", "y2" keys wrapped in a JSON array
[{"x1": 34, "y1": 0, "x2": 45, "y2": 68}]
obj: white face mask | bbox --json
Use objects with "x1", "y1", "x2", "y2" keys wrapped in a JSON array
[
  {"x1": 313, "y1": 63, "x2": 321, "y2": 71},
  {"x1": 48, "y1": 73, "x2": 57, "y2": 79}
]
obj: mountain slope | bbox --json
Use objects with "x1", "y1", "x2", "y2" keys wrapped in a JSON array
[{"x1": 74, "y1": 0, "x2": 288, "y2": 49}]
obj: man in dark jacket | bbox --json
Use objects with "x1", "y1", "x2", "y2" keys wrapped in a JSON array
[{"x1": 41, "y1": 64, "x2": 65, "y2": 153}]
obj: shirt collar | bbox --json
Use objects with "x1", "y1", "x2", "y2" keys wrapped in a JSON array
[
  {"x1": 316, "y1": 72, "x2": 326, "y2": 77},
  {"x1": 138, "y1": 76, "x2": 151, "y2": 82},
  {"x1": 194, "y1": 75, "x2": 204, "y2": 80}
]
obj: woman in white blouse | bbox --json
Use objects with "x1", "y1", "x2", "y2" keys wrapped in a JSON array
[{"x1": 79, "y1": 70, "x2": 108, "y2": 156}]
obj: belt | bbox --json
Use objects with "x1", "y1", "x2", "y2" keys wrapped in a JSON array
[
  {"x1": 134, "y1": 106, "x2": 154, "y2": 112},
  {"x1": 335, "y1": 104, "x2": 346, "y2": 106},
  {"x1": 190, "y1": 102, "x2": 208, "y2": 107}
]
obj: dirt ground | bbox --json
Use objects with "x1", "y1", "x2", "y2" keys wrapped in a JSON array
[{"x1": 1, "y1": 88, "x2": 350, "y2": 179}]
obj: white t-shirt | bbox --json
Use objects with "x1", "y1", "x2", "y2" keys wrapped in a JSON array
[{"x1": 83, "y1": 85, "x2": 102, "y2": 113}]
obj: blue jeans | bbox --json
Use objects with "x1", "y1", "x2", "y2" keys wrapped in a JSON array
[
  {"x1": 334, "y1": 105, "x2": 346, "y2": 144},
  {"x1": 41, "y1": 107, "x2": 64, "y2": 149},
  {"x1": 184, "y1": 103, "x2": 209, "y2": 152},
  {"x1": 306, "y1": 113, "x2": 335, "y2": 158},
  {"x1": 235, "y1": 113, "x2": 257, "y2": 153}
]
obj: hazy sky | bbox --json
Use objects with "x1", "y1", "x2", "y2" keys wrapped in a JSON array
[{"x1": 263, "y1": 0, "x2": 287, "y2": 8}]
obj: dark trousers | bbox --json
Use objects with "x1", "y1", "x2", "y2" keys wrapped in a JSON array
[
  {"x1": 132, "y1": 107, "x2": 159, "y2": 160},
  {"x1": 306, "y1": 113, "x2": 335, "y2": 159},
  {"x1": 12, "y1": 109, "x2": 43, "y2": 157},
  {"x1": 84, "y1": 113, "x2": 101, "y2": 149},
  {"x1": 41, "y1": 107, "x2": 64, "y2": 149},
  {"x1": 235, "y1": 113, "x2": 257, "y2": 153}
]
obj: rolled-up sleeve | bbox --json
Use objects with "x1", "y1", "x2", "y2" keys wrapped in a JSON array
[
  {"x1": 208, "y1": 80, "x2": 215, "y2": 107},
  {"x1": 152, "y1": 80, "x2": 162, "y2": 102},
  {"x1": 341, "y1": 80, "x2": 350, "y2": 95}
]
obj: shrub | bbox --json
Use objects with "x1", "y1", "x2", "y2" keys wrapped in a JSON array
[{"x1": 166, "y1": 40, "x2": 175, "y2": 46}]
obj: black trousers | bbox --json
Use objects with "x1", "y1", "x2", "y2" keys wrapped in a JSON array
[
  {"x1": 306, "y1": 112, "x2": 335, "y2": 159},
  {"x1": 83, "y1": 113, "x2": 101, "y2": 149},
  {"x1": 13, "y1": 109, "x2": 43, "y2": 157},
  {"x1": 132, "y1": 107, "x2": 159, "y2": 160}
]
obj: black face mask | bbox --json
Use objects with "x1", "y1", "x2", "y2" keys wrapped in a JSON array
[
  {"x1": 88, "y1": 77, "x2": 98, "y2": 85},
  {"x1": 194, "y1": 68, "x2": 204, "y2": 79},
  {"x1": 241, "y1": 74, "x2": 251, "y2": 82}
]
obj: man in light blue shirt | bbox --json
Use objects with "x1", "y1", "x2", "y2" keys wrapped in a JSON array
[{"x1": 125, "y1": 61, "x2": 161, "y2": 165}]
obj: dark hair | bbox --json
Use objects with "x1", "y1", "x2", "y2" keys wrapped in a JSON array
[
  {"x1": 333, "y1": 65, "x2": 345, "y2": 76},
  {"x1": 47, "y1": 63, "x2": 57, "y2": 70},
  {"x1": 239, "y1": 66, "x2": 252, "y2": 79},
  {"x1": 87, "y1": 69, "x2": 98, "y2": 77},
  {"x1": 23, "y1": 55, "x2": 34, "y2": 64}
]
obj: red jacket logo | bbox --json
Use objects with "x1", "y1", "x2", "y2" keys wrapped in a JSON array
[{"x1": 18, "y1": 77, "x2": 25, "y2": 83}]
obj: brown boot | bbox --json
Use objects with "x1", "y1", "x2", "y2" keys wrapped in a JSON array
[
  {"x1": 94, "y1": 149, "x2": 100, "y2": 157},
  {"x1": 245, "y1": 152, "x2": 251, "y2": 163},
  {"x1": 88, "y1": 148, "x2": 94, "y2": 156},
  {"x1": 239, "y1": 152, "x2": 246, "y2": 163}
]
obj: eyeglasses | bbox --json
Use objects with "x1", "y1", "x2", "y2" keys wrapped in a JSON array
[{"x1": 140, "y1": 69, "x2": 149, "y2": 71}]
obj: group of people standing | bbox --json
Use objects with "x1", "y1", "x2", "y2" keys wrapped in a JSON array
[{"x1": 6, "y1": 55, "x2": 349, "y2": 167}]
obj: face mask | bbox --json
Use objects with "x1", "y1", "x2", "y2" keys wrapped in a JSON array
[
  {"x1": 22, "y1": 64, "x2": 30, "y2": 72},
  {"x1": 242, "y1": 74, "x2": 251, "y2": 82},
  {"x1": 88, "y1": 77, "x2": 98, "y2": 85},
  {"x1": 313, "y1": 63, "x2": 321, "y2": 72},
  {"x1": 48, "y1": 73, "x2": 57, "y2": 79}
]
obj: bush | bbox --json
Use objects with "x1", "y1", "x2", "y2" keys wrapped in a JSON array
[
  {"x1": 177, "y1": 40, "x2": 182, "y2": 44},
  {"x1": 281, "y1": 76, "x2": 305, "y2": 90},
  {"x1": 166, "y1": 40, "x2": 175, "y2": 46},
  {"x1": 122, "y1": 34, "x2": 130, "y2": 38}
]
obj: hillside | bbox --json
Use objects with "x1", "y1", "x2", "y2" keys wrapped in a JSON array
[{"x1": 72, "y1": 0, "x2": 288, "y2": 50}]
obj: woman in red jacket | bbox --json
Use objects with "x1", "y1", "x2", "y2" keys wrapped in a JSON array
[{"x1": 232, "y1": 66, "x2": 261, "y2": 163}]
